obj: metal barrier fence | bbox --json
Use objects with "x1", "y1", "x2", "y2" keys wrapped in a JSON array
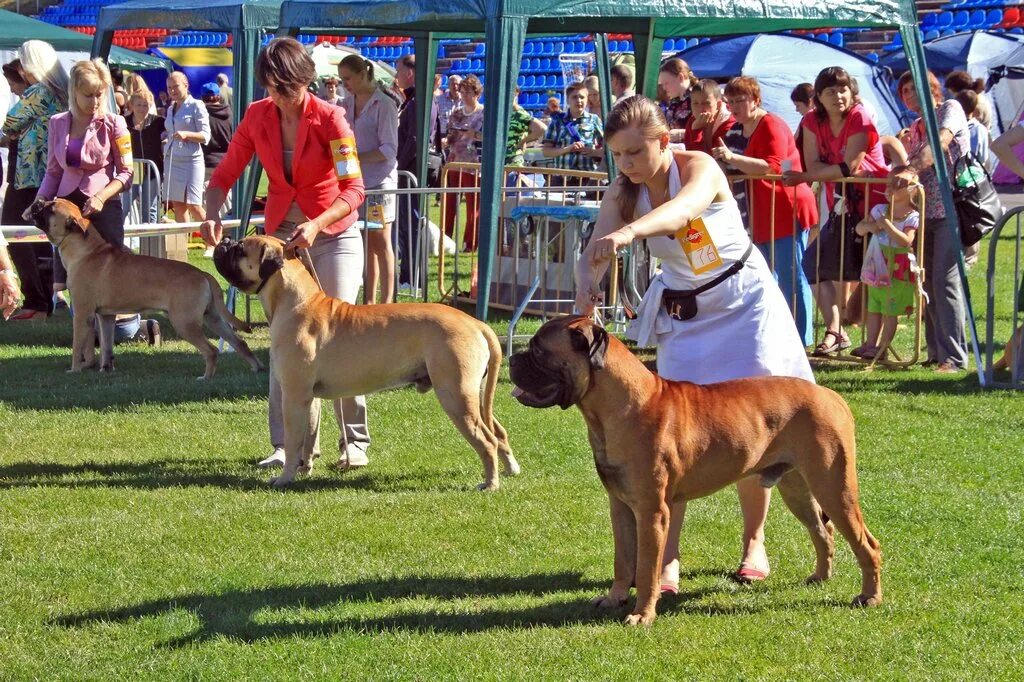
[
  {"x1": 736, "y1": 174, "x2": 928, "y2": 368},
  {"x1": 1, "y1": 166, "x2": 933, "y2": 370},
  {"x1": 984, "y1": 206, "x2": 1024, "y2": 388}
]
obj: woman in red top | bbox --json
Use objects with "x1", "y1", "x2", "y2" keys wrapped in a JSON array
[
  {"x1": 782, "y1": 66, "x2": 894, "y2": 356},
  {"x1": 200, "y1": 37, "x2": 370, "y2": 473},
  {"x1": 711, "y1": 76, "x2": 818, "y2": 346},
  {"x1": 682, "y1": 79, "x2": 736, "y2": 154}
]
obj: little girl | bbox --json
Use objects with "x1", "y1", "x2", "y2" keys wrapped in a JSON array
[{"x1": 851, "y1": 173, "x2": 922, "y2": 361}]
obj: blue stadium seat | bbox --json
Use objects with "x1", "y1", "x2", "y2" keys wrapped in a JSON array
[
  {"x1": 1012, "y1": 27, "x2": 1024, "y2": 35},
  {"x1": 925, "y1": 29, "x2": 940, "y2": 41},
  {"x1": 968, "y1": 9, "x2": 986, "y2": 29},
  {"x1": 473, "y1": 42, "x2": 485, "y2": 56},
  {"x1": 987, "y1": 9, "x2": 1003, "y2": 27},
  {"x1": 922, "y1": 12, "x2": 939, "y2": 29},
  {"x1": 828, "y1": 32, "x2": 843, "y2": 47},
  {"x1": 866, "y1": 52, "x2": 879, "y2": 63},
  {"x1": 952, "y1": 10, "x2": 969, "y2": 30},
  {"x1": 523, "y1": 41, "x2": 535, "y2": 56}
]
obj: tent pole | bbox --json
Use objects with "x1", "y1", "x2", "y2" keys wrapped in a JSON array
[
  {"x1": 475, "y1": 16, "x2": 527, "y2": 320},
  {"x1": 902, "y1": 24, "x2": 985, "y2": 384},
  {"x1": 632, "y1": 20, "x2": 660, "y2": 99},
  {"x1": 413, "y1": 32, "x2": 439, "y2": 195},
  {"x1": 593, "y1": 34, "x2": 615, "y2": 177},
  {"x1": 90, "y1": 28, "x2": 113, "y2": 61}
]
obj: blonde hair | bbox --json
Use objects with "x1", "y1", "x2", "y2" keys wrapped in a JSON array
[
  {"x1": 18, "y1": 40, "x2": 69, "y2": 108},
  {"x1": 68, "y1": 59, "x2": 112, "y2": 117},
  {"x1": 128, "y1": 88, "x2": 156, "y2": 116},
  {"x1": 605, "y1": 95, "x2": 670, "y2": 222}
]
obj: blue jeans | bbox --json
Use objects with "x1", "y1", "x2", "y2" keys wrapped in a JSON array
[
  {"x1": 758, "y1": 230, "x2": 814, "y2": 347},
  {"x1": 130, "y1": 177, "x2": 161, "y2": 224}
]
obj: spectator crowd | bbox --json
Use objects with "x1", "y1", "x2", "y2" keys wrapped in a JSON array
[{"x1": 1, "y1": 35, "x2": 1003, "y2": 380}]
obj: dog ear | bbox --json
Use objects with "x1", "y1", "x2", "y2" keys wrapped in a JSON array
[
  {"x1": 69, "y1": 215, "x2": 89, "y2": 233},
  {"x1": 257, "y1": 243, "x2": 285, "y2": 282},
  {"x1": 570, "y1": 322, "x2": 609, "y2": 370}
]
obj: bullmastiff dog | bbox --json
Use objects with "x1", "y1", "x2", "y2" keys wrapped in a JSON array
[
  {"x1": 29, "y1": 198, "x2": 263, "y2": 378},
  {"x1": 509, "y1": 316, "x2": 882, "y2": 625},
  {"x1": 212, "y1": 234, "x2": 520, "y2": 490}
]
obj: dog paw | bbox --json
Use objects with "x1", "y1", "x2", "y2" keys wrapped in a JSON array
[
  {"x1": 591, "y1": 593, "x2": 628, "y2": 610},
  {"x1": 476, "y1": 481, "x2": 500, "y2": 492},
  {"x1": 270, "y1": 475, "x2": 294, "y2": 489},
  {"x1": 623, "y1": 611, "x2": 656, "y2": 626},
  {"x1": 851, "y1": 593, "x2": 882, "y2": 608},
  {"x1": 503, "y1": 456, "x2": 522, "y2": 476}
]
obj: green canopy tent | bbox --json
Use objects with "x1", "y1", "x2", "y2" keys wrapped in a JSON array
[
  {"x1": 0, "y1": 8, "x2": 169, "y2": 71},
  {"x1": 281, "y1": 0, "x2": 985, "y2": 383},
  {"x1": 91, "y1": 0, "x2": 283, "y2": 232}
]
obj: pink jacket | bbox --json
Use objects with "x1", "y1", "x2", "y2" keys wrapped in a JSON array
[{"x1": 39, "y1": 112, "x2": 134, "y2": 201}]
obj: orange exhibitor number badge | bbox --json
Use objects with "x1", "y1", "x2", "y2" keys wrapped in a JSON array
[
  {"x1": 115, "y1": 133, "x2": 133, "y2": 165},
  {"x1": 330, "y1": 137, "x2": 361, "y2": 181},
  {"x1": 675, "y1": 216, "x2": 722, "y2": 275}
]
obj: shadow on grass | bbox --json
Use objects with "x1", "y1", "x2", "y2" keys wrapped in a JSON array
[
  {"x1": 51, "y1": 571, "x2": 824, "y2": 643},
  {"x1": 0, "y1": 350, "x2": 269, "y2": 411},
  {"x1": 0, "y1": 459, "x2": 474, "y2": 493},
  {"x1": 810, "y1": 363, "x2": 988, "y2": 396}
]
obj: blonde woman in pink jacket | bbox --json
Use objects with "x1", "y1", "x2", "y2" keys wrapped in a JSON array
[{"x1": 32, "y1": 58, "x2": 133, "y2": 290}]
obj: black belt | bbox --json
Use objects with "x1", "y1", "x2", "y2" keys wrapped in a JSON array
[{"x1": 662, "y1": 242, "x2": 754, "y2": 321}]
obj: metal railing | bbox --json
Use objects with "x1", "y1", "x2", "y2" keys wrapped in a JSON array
[{"x1": 983, "y1": 206, "x2": 1023, "y2": 389}]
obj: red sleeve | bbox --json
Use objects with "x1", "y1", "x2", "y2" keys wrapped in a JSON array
[
  {"x1": 325, "y1": 105, "x2": 365, "y2": 215},
  {"x1": 799, "y1": 110, "x2": 819, "y2": 135},
  {"x1": 208, "y1": 102, "x2": 257, "y2": 194},
  {"x1": 845, "y1": 105, "x2": 879, "y2": 149},
  {"x1": 747, "y1": 114, "x2": 791, "y2": 173}
]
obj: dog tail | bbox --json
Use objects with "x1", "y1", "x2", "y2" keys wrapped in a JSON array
[
  {"x1": 206, "y1": 273, "x2": 252, "y2": 333},
  {"x1": 480, "y1": 321, "x2": 503, "y2": 431}
]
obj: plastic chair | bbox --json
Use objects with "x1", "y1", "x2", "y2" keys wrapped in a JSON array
[
  {"x1": 828, "y1": 32, "x2": 844, "y2": 47},
  {"x1": 952, "y1": 10, "x2": 969, "y2": 30},
  {"x1": 523, "y1": 41, "x2": 535, "y2": 56},
  {"x1": 988, "y1": 9, "x2": 1004, "y2": 27},
  {"x1": 925, "y1": 29, "x2": 940, "y2": 41},
  {"x1": 968, "y1": 9, "x2": 986, "y2": 29}
]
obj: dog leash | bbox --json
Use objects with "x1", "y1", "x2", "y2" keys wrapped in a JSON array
[{"x1": 296, "y1": 247, "x2": 323, "y2": 292}]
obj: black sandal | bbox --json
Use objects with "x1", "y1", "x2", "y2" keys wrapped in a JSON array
[{"x1": 812, "y1": 330, "x2": 843, "y2": 357}]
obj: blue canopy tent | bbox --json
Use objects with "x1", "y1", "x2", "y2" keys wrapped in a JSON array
[
  {"x1": 881, "y1": 29, "x2": 1024, "y2": 79},
  {"x1": 675, "y1": 33, "x2": 906, "y2": 135},
  {"x1": 91, "y1": 0, "x2": 284, "y2": 229}
]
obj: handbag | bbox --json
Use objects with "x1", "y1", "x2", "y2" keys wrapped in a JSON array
[
  {"x1": 802, "y1": 187, "x2": 865, "y2": 284},
  {"x1": 952, "y1": 152, "x2": 1003, "y2": 247}
]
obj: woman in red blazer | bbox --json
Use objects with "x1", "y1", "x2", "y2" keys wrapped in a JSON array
[{"x1": 200, "y1": 37, "x2": 370, "y2": 472}]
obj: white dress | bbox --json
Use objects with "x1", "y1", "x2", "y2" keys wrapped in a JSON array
[{"x1": 626, "y1": 157, "x2": 814, "y2": 385}]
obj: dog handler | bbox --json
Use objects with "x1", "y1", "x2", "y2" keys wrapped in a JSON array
[
  {"x1": 199, "y1": 37, "x2": 369, "y2": 471},
  {"x1": 575, "y1": 95, "x2": 814, "y2": 592}
]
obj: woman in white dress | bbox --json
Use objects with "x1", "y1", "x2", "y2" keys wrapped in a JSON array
[
  {"x1": 576, "y1": 95, "x2": 814, "y2": 592},
  {"x1": 163, "y1": 72, "x2": 210, "y2": 223}
]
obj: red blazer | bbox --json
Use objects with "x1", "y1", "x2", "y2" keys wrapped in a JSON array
[{"x1": 208, "y1": 94, "x2": 365, "y2": 236}]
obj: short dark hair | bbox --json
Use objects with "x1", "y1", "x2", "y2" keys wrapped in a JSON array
[
  {"x1": 955, "y1": 89, "x2": 979, "y2": 117},
  {"x1": 256, "y1": 37, "x2": 316, "y2": 98},
  {"x1": 790, "y1": 82, "x2": 814, "y2": 106},
  {"x1": 2, "y1": 59, "x2": 26, "y2": 86},
  {"x1": 398, "y1": 54, "x2": 415, "y2": 70},
  {"x1": 610, "y1": 64, "x2": 634, "y2": 89},
  {"x1": 812, "y1": 66, "x2": 860, "y2": 121}
]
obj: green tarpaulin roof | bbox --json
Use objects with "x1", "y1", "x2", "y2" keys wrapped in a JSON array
[
  {"x1": 0, "y1": 9, "x2": 169, "y2": 71},
  {"x1": 280, "y1": 0, "x2": 918, "y2": 35},
  {"x1": 96, "y1": 0, "x2": 282, "y2": 32}
]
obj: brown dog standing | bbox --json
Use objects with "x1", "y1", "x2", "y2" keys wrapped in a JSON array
[
  {"x1": 30, "y1": 198, "x2": 263, "y2": 378},
  {"x1": 212, "y1": 235, "x2": 519, "y2": 490},
  {"x1": 510, "y1": 316, "x2": 882, "y2": 625}
]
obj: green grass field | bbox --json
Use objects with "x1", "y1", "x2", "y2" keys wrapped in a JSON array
[{"x1": 0, "y1": 226, "x2": 1022, "y2": 680}]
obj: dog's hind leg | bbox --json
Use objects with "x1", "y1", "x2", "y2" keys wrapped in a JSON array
[
  {"x1": 96, "y1": 314, "x2": 116, "y2": 372},
  {"x1": 490, "y1": 417, "x2": 520, "y2": 477},
  {"x1": 776, "y1": 470, "x2": 834, "y2": 584},
  {"x1": 434, "y1": 382, "x2": 502, "y2": 491},
  {"x1": 802, "y1": 444, "x2": 882, "y2": 607},
  {"x1": 170, "y1": 312, "x2": 218, "y2": 380},
  {"x1": 204, "y1": 310, "x2": 264, "y2": 373}
]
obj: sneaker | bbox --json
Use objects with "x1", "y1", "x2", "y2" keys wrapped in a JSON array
[
  {"x1": 258, "y1": 447, "x2": 286, "y2": 468},
  {"x1": 336, "y1": 443, "x2": 369, "y2": 471}
]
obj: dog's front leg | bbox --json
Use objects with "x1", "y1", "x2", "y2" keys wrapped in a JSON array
[
  {"x1": 96, "y1": 314, "x2": 116, "y2": 372},
  {"x1": 70, "y1": 309, "x2": 97, "y2": 371},
  {"x1": 272, "y1": 392, "x2": 314, "y2": 488},
  {"x1": 625, "y1": 501, "x2": 669, "y2": 626},
  {"x1": 592, "y1": 494, "x2": 636, "y2": 610}
]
